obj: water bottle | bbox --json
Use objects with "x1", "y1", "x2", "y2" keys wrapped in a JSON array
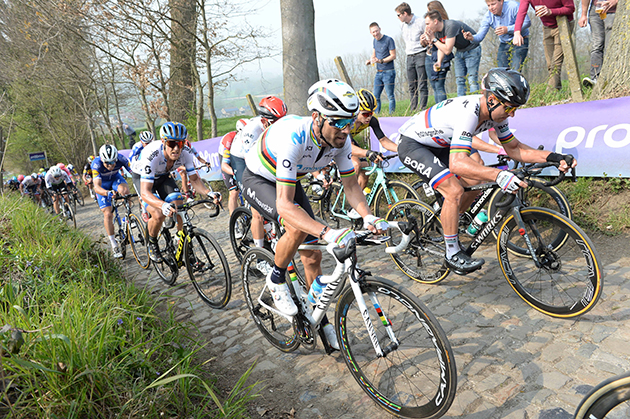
[
  {"x1": 121, "y1": 216, "x2": 127, "y2": 231},
  {"x1": 467, "y1": 210, "x2": 488, "y2": 236},
  {"x1": 307, "y1": 275, "x2": 327, "y2": 304}
]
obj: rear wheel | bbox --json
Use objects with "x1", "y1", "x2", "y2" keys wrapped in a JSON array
[
  {"x1": 229, "y1": 206, "x2": 254, "y2": 263},
  {"x1": 574, "y1": 372, "x2": 630, "y2": 419},
  {"x1": 74, "y1": 187, "x2": 85, "y2": 207},
  {"x1": 372, "y1": 179, "x2": 420, "y2": 218},
  {"x1": 128, "y1": 213, "x2": 150, "y2": 269},
  {"x1": 153, "y1": 229, "x2": 179, "y2": 286}
]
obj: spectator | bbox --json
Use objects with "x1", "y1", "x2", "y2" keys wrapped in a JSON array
[
  {"x1": 424, "y1": 11, "x2": 482, "y2": 97},
  {"x1": 422, "y1": 1, "x2": 452, "y2": 103},
  {"x1": 122, "y1": 123, "x2": 137, "y2": 149},
  {"x1": 396, "y1": 2, "x2": 429, "y2": 112},
  {"x1": 365, "y1": 22, "x2": 397, "y2": 114},
  {"x1": 578, "y1": 0, "x2": 617, "y2": 87},
  {"x1": 464, "y1": 0, "x2": 531, "y2": 71},
  {"x1": 513, "y1": 0, "x2": 575, "y2": 91}
]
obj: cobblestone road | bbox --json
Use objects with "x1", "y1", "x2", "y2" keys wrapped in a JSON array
[{"x1": 75, "y1": 201, "x2": 630, "y2": 419}]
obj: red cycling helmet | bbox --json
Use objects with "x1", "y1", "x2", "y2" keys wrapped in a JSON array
[{"x1": 258, "y1": 96, "x2": 287, "y2": 123}]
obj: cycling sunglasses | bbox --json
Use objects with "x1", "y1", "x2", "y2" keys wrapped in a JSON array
[
  {"x1": 323, "y1": 116, "x2": 356, "y2": 130},
  {"x1": 164, "y1": 139, "x2": 185, "y2": 149},
  {"x1": 103, "y1": 160, "x2": 117, "y2": 165},
  {"x1": 361, "y1": 111, "x2": 373, "y2": 117},
  {"x1": 499, "y1": 100, "x2": 519, "y2": 114}
]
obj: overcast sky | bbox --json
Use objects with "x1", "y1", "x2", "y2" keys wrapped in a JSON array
[{"x1": 240, "y1": 0, "x2": 489, "y2": 76}]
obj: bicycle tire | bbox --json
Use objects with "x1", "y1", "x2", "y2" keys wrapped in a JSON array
[
  {"x1": 153, "y1": 229, "x2": 179, "y2": 286},
  {"x1": 229, "y1": 206, "x2": 255, "y2": 263},
  {"x1": 497, "y1": 207, "x2": 603, "y2": 318},
  {"x1": 488, "y1": 178, "x2": 572, "y2": 255},
  {"x1": 335, "y1": 277, "x2": 457, "y2": 418},
  {"x1": 115, "y1": 225, "x2": 127, "y2": 260},
  {"x1": 64, "y1": 201, "x2": 77, "y2": 229},
  {"x1": 372, "y1": 179, "x2": 420, "y2": 218},
  {"x1": 185, "y1": 228, "x2": 232, "y2": 309},
  {"x1": 574, "y1": 372, "x2": 630, "y2": 419},
  {"x1": 385, "y1": 199, "x2": 450, "y2": 284},
  {"x1": 75, "y1": 188, "x2": 85, "y2": 207},
  {"x1": 241, "y1": 247, "x2": 300, "y2": 352},
  {"x1": 128, "y1": 213, "x2": 150, "y2": 269}
]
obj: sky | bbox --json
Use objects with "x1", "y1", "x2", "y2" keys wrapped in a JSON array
[{"x1": 239, "y1": 0, "x2": 489, "y2": 77}]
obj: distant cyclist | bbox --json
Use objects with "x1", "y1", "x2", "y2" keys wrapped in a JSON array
[
  {"x1": 129, "y1": 130, "x2": 155, "y2": 221},
  {"x1": 219, "y1": 130, "x2": 240, "y2": 215},
  {"x1": 83, "y1": 156, "x2": 96, "y2": 200},
  {"x1": 19, "y1": 173, "x2": 43, "y2": 205},
  {"x1": 397, "y1": 68, "x2": 576, "y2": 274},
  {"x1": 45, "y1": 165, "x2": 73, "y2": 215},
  {"x1": 92, "y1": 144, "x2": 132, "y2": 258}
]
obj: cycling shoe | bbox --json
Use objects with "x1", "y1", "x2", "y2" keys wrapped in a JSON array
[{"x1": 445, "y1": 251, "x2": 485, "y2": 275}]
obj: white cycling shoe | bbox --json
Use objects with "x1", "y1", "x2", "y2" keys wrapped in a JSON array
[
  {"x1": 323, "y1": 323, "x2": 340, "y2": 350},
  {"x1": 266, "y1": 272, "x2": 298, "y2": 317}
]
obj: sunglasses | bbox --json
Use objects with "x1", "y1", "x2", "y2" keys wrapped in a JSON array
[
  {"x1": 499, "y1": 100, "x2": 519, "y2": 114},
  {"x1": 164, "y1": 140, "x2": 185, "y2": 149},
  {"x1": 103, "y1": 160, "x2": 117, "y2": 165},
  {"x1": 324, "y1": 116, "x2": 355, "y2": 130},
  {"x1": 361, "y1": 111, "x2": 373, "y2": 118}
]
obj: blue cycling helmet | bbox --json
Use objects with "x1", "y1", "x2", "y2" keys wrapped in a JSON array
[{"x1": 160, "y1": 122, "x2": 188, "y2": 141}]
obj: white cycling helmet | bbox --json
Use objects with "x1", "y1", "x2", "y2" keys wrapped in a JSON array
[
  {"x1": 139, "y1": 131, "x2": 154, "y2": 144},
  {"x1": 49, "y1": 166, "x2": 63, "y2": 178},
  {"x1": 99, "y1": 144, "x2": 118, "y2": 164},
  {"x1": 307, "y1": 79, "x2": 359, "y2": 118}
]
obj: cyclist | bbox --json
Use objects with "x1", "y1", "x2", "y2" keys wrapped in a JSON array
[
  {"x1": 83, "y1": 156, "x2": 96, "y2": 200},
  {"x1": 397, "y1": 68, "x2": 576, "y2": 274},
  {"x1": 219, "y1": 130, "x2": 240, "y2": 215},
  {"x1": 45, "y1": 165, "x2": 73, "y2": 215},
  {"x1": 349, "y1": 89, "x2": 399, "y2": 191},
  {"x1": 19, "y1": 173, "x2": 43, "y2": 205},
  {"x1": 129, "y1": 130, "x2": 155, "y2": 221},
  {"x1": 92, "y1": 144, "x2": 132, "y2": 258},
  {"x1": 137, "y1": 122, "x2": 220, "y2": 263},
  {"x1": 242, "y1": 79, "x2": 389, "y2": 348},
  {"x1": 176, "y1": 138, "x2": 213, "y2": 204}
]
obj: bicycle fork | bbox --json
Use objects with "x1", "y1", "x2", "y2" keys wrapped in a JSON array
[{"x1": 506, "y1": 207, "x2": 544, "y2": 268}]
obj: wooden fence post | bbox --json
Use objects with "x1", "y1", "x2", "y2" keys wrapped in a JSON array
[
  {"x1": 557, "y1": 15, "x2": 583, "y2": 102},
  {"x1": 334, "y1": 56, "x2": 354, "y2": 88},
  {"x1": 245, "y1": 94, "x2": 258, "y2": 117}
]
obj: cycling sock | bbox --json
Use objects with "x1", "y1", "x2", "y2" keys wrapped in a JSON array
[
  {"x1": 269, "y1": 265, "x2": 287, "y2": 284},
  {"x1": 444, "y1": 234, "x2": 460, "y2": 259},
  {"x1": 254, "y1": 239, "x2": 265, "y2": 248},
  {"x1": 109, "y1": 235, "x2": 118, "y2": 248}
]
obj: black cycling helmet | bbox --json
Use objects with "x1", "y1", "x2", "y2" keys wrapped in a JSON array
[
  {"x1": 483, "y1": 68, "x2": 530, "y2": 106},
  {"x1": 357, "y1": 89, "x2": 377, "y2": 112}
]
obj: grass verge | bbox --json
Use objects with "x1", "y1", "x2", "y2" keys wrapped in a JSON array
[{"x1": 0, "y1": 193, "x2": 257, "y2": 418}]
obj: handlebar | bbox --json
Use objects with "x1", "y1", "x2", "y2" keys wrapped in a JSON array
[
  {"x1": 113, "y1": 193, "x2": 138, "y2": 201},
  {"x1": 494, "y1": 162, "x2": 572, "y2": 208}
]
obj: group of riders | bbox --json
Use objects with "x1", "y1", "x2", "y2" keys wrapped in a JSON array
[{"x1": 9, "y1": 68, "x2": 576, "y2": 350}]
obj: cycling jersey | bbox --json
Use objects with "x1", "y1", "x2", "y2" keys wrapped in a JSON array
[
  {"x1": 220, "y1": 131, "x2": 237, "y2": 165},
  {"x1": 21, "y1": 175, "x2": 41, "y2": 189},
  {"x1": 245, "y1": 115, "x2": 355, "y2": 185},
  {"x1": 91, "y1": 155, "x2": 132, "y2": 181},
  {"x1": 136, "y1": 140, "x2": 197, "y2": 182},
  {"x1": 398, "y1": 95, "x2": 513, "y2": 154},
  {"x1": 129, "y1": 142, "x2": 146, "y2": 174},
  {"x1": 83, "y1": 163, "x2": 92, "y2": 177},
  {"x1": 45, "y1": 171, "x2": 72, "y2": 189},
  {"x1": 350, "y1": 116, "x2": 386, "y2": 148},
  {"x1": 231, "y1": 116, "x2": 265, "y2": 159}
]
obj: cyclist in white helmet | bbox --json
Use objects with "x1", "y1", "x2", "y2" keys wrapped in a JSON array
[{"x1": 242, "y1": 79, "x2": 389, "y2": 350}]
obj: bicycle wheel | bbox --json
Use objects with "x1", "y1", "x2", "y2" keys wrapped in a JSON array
[
  {"x1": 64, "y1": 202, "x2": 77, "y2": 229},
  {"x1": 335, "y1": 277, "x2": 457, "y2": 418},
  {"x1": 75, "y1": 188, "x2": 85, "y2": 207},
  {"x1": 241, "y1": 247, "x2": 300, "y2": 352},
  {"x1": 488, "y1": 178, "x2": 572, "y2": 255},
  {"x1": 128, "y1": 213, "x2": 150, "y2": 269},
  {"x1": 574, "y1": 372, "x2": 630, "y2": 419},
  {"x1": 229, "y1": 206, "x2": 254, "y2": 263},
  {"x1": 185, "y1": 228, "x2": 232, "y2": 309},
  {"x1": 385, "y1": 199, "x2": 450, "y2": 284},
  {"x1": 372, "y1": 179, "x2": 420, "y2": 218},
  {"x1": 326, "y1": 181, "x2": 353, "y2": 229},
  {"x1": 497, "y1": 207, "x2": 603, "y2": 318},
  {"x1": 153, "y1": 229, "x2": 179, "y2": 286},
  {"x1": 115, "y1": 226, "x2": 127, "y2": 260}
]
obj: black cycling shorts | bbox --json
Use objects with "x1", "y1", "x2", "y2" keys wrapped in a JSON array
[
  {"x1": 48, "y1": 182, "x2": 68, "y2": 193},
  {"x1": 222, "y1": 170, "x2": 238, "y2": 191},
  {"x1": 241, "y1": 168, "x2": 317, "y2": 244},
  {"x1": 149, "y1": 174, "x2": 180, "y2": 201},
  {"x1": 230, "y1": 155, "x2": 246, "y2": 191},
  {"x1": 398, "y1": 135, "x2": 455, "y2": 190}
]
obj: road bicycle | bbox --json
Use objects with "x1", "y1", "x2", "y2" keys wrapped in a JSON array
[
  {"x1": 574, "y1": 371, "x2": 630, "y2": 418},
  {"x1": 153, "y1": 199, "x2": 231, "y2": 309},
  {"x1": 50, "y1": 189, "x2": 76, "y2": 228},
  {"x1": 306, "y1": 155, "x2": 419, "y2": 229},
  {"x1": 111, "y1": 193, "x2": 150, "y2": 268},
  {"x1": 69, "y1": 183, "x2": 85, "y2": 207},
  {"x1": 241, "y1": 229, "x2": 457, "y2": 418},
  {"x1": 385, "y1": 162, "x2": 603, "y2": 318}
]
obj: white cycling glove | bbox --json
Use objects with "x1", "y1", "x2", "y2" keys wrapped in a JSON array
[
  {"x1": 496, "y1": 170, "x2": 521, "y2": 194},
  {"x1": 323, "y1": 228, "x2": 355, "y2": 248},
  {"x1": 161, "y1": 202, "x2": 175, "y2": 216},
  {"x1": 363, "y1": 214, "x2": 389, "y2": 231},
  {"x1": 208, "y1": 191, "x2": 221, "y2": 201}
]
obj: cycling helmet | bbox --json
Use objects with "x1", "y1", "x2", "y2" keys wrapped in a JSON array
[
  {"x1": 483, "y1": 68, "x2": 530, "y2": 106},
  {"x1": 30, "y1": 173, "x2": 38, "y2": 179},
  {"x1": 235, "y1": 118, "x2": 248, "y2": 131},
  {"x1": 307, "y1": 79, "x2": 359, "y2": 118},
  {"x1": 57, "y1": 163, "x2": 66, "y2": 170},
  {"x1": 258, "y1": 96, "x2": 287, "y2": 122},
  {"x1": 87, "y1": 155, "x2": 95, "y2": 164},
  {"x1": 139, "y1": 130, "x2": 155, "y2": 144},
  {"x1": 99, "y1": 144, "x2": 118, "y2": 164},
  {"x1": 50, "y1": 166, "x2": 63, "y2": 178},
  {"x1": 11, "y1": 176, "x2": 17, "y2": 181},
  {"x1": 38, "y1": 168, "x2": 45, "y2": 173},
  {"x1": 67, "y1": 164, "x2": 74, "y2": 171},
  {"x1": 18, "y1": 175, "x2": 24, "y2": 182},
  {"x1": 160, "y1": 122, "x2": 188, "y2": 141},
  {"x1": 356, "y1": 89, "x2": 377, "y2": 112}
]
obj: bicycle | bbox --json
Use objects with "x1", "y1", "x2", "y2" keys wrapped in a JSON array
[
  {"x1": 69, "y1": 183, "x2": 85, "y2": 207},
  {"x1": 111, "y1": 193, "x2": 150, "y2": 268},
  {"x1": 153, "y1": 199, "x2": 231, "y2": 309},
  {"x1": 310, "y1": 155, "x2": 420, "y2": 229},
  {"x1": 385, "y1": 162, "x2": 603, "y2": 318},
  {"x1": 241, "y1": 229, "x2": 457, "y2": 419},
  {"x1": 574, "y1": 371, "x2": 630, "y2": 418},
  {"x1": 51, "y1": 189, "x2": 76, "y2": 228}
]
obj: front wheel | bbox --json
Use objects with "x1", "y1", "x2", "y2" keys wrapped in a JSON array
[
  {"x1": 372, "y1": 179, "x2": 420, "y2": 218},
  {"x1": 335, "y1": 277, "x2": 457, "y2": 418},
  {"x1": 241, "y1": 247, "x2": 300, "y2": 352},
  {"x1": 229, "y1": 206, "x2": 254, "y2": 263},
  {"x1": 75, "y1": 188, "x2": 85, "y2": 207},
  {"x1": 153, "y1": 229, "x2": 179, "y2": 286},
  {"x1": 497, "y1": 207, "x2": 603, "y2": 318},
  {"x1": 185, "y1": 229, "x2": 232, "y2": 309},
  {"x1": 573, "y1": 372, "x2": 630, "y2": 419},
  {"x1": 64, "y1": 202, "x2": 77, "y2": 229},
  {"x1": 128, "y1": 213, "x2": 150, "y2": 269}
]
